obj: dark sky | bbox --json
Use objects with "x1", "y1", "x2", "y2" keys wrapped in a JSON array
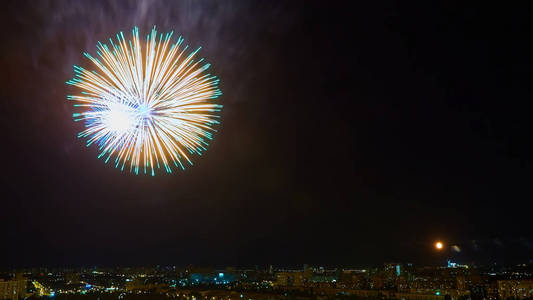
[{"x1": 1, "y1": 1, "x2": 532, "y2": 268}]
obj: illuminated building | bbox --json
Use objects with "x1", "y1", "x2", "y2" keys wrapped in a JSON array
[
  {"x1": 384, "y1": 263, "x2": 402, "y2": 276},
  {"x1": 274, "y1": 271, "x2": 311, "y2": 288},
  {"x1": 384, "y1": 263, "x2": 402, "y2": 289},
  {"x1": 338, "y1": 270, "x2": 368, "y2": 289},
  {"x1": 0, "y1": 274, "x2": 27, "y2": 300},
  {"x1": 497, "y1": 279, "x2": 533, "y2": 300},
  {"x1": 370, "y1": 273, "x2": 384, "y2": 290}
]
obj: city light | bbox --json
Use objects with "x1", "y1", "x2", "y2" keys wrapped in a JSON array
[{"x1": 7, "y1": 263, "x2": 533, "y2": 300}]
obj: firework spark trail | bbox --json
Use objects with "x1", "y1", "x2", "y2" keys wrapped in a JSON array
[{"x1": 67, "y1": 27, "x2": 222, "y2": 175}]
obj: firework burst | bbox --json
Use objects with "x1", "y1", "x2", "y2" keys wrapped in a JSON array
[{"x1": 67, "y1": 27, "x2": 222, "y2": 175}]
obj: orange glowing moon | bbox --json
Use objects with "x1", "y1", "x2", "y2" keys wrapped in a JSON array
[{"x1": 435, "y1": 241, "x2": 444, "y2": 250}]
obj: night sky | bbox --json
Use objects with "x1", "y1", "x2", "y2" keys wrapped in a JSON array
[{"x1": 1, "y1": 1, "x2": 532, "y2": 268}]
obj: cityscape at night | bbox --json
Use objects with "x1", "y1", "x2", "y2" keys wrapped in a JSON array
[
  {"x1": 2, "y1": 261, "x2": 533, "y2": 300},
  {"x1": 1, "y1": 1, "x2": 532, "y2": 300}
]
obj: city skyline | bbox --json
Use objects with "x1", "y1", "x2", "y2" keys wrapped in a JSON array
[{"x1": 2, "y1": 261, "x2": 533, "y2": 300}]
